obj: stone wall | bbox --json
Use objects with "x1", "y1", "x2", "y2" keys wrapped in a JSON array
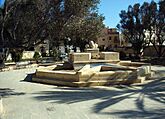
[
  {"x1": 143, "y1": 46, "x2": 165, "y2": 57},
  {"x1": 100, "y1": 52, "x2": 119, "y2": 61},
  {"x1": 84, "y1": 48, "x2": 99, "y2": 59},
  {"x1": 22, "y1": 51, "x2": 35, "y2": 59},
  {"x1": 6, "y1": 51, "x2": 35, "y2": 61},
  {"x1": 69, "y1": 53, "x2": 91, "y2": 62},
  {"x1": 116, "y1": 46, "x2": 165, "y2": 57}
]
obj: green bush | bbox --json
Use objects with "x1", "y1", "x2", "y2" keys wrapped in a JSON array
[
  {"x1": 41, "y1": 52, "x2": 47, "y2": 57},
  {"x1": 49, "y1": 48, "x2": 61, "y2": 61},
  {"x1": 33, "y1": 52, "x2": 41, "y2": 63}
]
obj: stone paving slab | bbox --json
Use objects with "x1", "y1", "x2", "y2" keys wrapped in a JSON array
[
  {"x1": 0, "y1": 67, "x2": 164, "y2": 119},
  {"x1": 0, "y1": 64, "x2": 38, "y2": 72}
]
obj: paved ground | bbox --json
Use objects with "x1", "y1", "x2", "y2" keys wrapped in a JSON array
[{"x1": 0, "y1": 66, "x2": 165, "y2": 119}]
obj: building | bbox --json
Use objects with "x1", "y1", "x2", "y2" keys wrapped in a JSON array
[
  {"x1": 96, "y1": 28, "x2": 120, "y2": 50},
  {"x1": 119, "y1": 33, "x2": 132, "y2": 47}
]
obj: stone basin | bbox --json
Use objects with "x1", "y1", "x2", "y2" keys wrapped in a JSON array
[{"x1": 32, "y1": 60, "x2": 151, "y2": 87}]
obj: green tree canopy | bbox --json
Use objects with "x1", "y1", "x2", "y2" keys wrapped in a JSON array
[{"x1": 0, "y1": 0, "x2": 104, "y2": 52}]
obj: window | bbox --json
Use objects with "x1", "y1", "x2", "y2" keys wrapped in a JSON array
[
  {"x1": 102, "y1": 39, "x2": 105, "y2": 41},
  {"x1": 109, "y1": 37, "x2": 111, "y2": 40}
]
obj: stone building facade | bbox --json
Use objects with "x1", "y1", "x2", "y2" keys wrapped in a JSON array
[{"x1": 96, "y1": 28, "x2": 120, "y2": 50}]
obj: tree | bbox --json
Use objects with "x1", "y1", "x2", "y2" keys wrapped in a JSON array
[
  {"x1": 1, "y1": 0, "x2": 47, "y2": 49},
  {"x1": 118, "y1": 0, "x2": 165, "y2": 58},
  {"x1": 140, "y1": 1, "x2": 156, "y2": 46},
  {"x1": 45, "y1": 0, "x2": 104, "y2": 51},
  {"x1": 117, "y1": 4, "x2": 147, "y2": 57},
  {"x1": 0, "y1": 0, "x2": 48, "y2": 61},
  {"x1": 0, "y1": 0, "x2": 104, "y2": 62},
  {"x1": 153, "y1": 0, "x2": 165, "y2": 57},
  {"x1": 64, "y1": 12, "x2": 104, "y2": 51},
  {"x1": 141, "y1": 1, "x2": 165, "y2": 57}
]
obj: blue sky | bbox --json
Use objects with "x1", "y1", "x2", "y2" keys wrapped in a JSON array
[
  {"x1": 0, "y1": 0, "x2": 4, "y2": 7},
  {"x1": 98, "y1": 0, "x2": 159, "y2": 28}
]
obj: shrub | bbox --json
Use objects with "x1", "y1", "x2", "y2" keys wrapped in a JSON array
[
  {"x1": 41, "y1": 52, "x2": 47, "y2": 57},
  {"x1": 33, "y1": 52, "x2": 41, "y2": 63},
  {"x1": 49, "y1": 48, "x2": 61, "y2": 61}
]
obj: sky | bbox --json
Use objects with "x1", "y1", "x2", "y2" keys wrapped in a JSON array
[
  {"x1": 98, "y1": 0, "x2": 159, "y2": 28},
  {"x1": 0, "y1": 0, "x2": 4, "y2": 7}
]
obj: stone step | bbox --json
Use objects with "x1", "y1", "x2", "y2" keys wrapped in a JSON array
[{"x1": 32, "y1": 77, "x2": 143, "y2": 87}]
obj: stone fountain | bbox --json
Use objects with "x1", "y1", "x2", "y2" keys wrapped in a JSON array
[{"x1": 32, "y1": 41, "x2": 152, "y2": 87}]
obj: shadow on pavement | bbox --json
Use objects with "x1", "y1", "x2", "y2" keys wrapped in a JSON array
[
  {"x1": 105, "y1": 108, "x2": 165, "y2": 119},
  {"x1": 22, "y1": 74, "x2": 34, "y2": 82},
  {"x1": 32, "y1": 77, "x2": 165, "y2": 118},
  {"x1": 0, "y1": 88, "x2": 25, "y2": 98}
]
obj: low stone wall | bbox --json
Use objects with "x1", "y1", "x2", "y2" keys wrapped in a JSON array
[
  {"x1": 100, "y1": 52, "x2": 119, "y2": 61},
  {"x1": 32, "y1": 54, "x2": 152, "y2": 87},
  {"x1": 1, "y1": 63, "x2": 38, "y2": 72},
  {"x1": 119, "y1": 61, "x2": 150, "y2": 67},
  {"x1": 85, "y1": 48, "x2": 99, "y2": 58},
  {"x1": 137, "y1": 65, "x2": 151, "y2": 78},
  {"x1": 78, "y1": 64, "x2": 101, "y2": 81},
  {"x1": 36, "y1": 70, "x2": 78, "y2": 82},
  {"x1": 22, "y1": 51, "x2": 35, "y2": 59},
  {"x1": 69, "y1": 53, "x2": 91, "y2": 62},
  {"x1": 6, "y1": 51, "x2": 35, "y2": 61},
  {"x1": 116, "y1": 46, "x2": 165, "y2": 57},
  {"x1": 143, "y1": 46, "x2": 165, "y2": 57}
]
